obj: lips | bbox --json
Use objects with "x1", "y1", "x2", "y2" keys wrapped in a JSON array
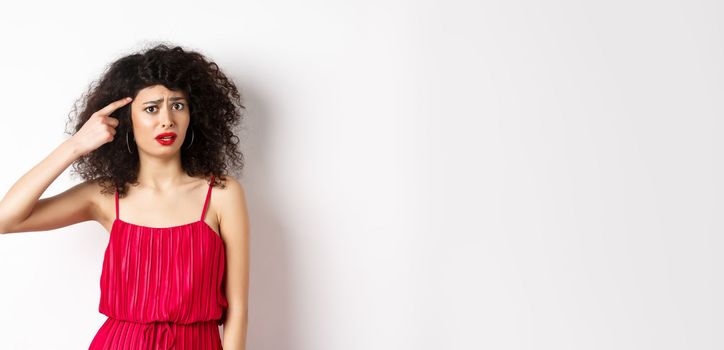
[{"x1": 155, "y1": 132, "x2": 177, "y2": 145}]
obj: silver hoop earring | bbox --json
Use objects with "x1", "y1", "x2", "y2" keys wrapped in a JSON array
[
  {"x1": 186, "y1": 128, "x2": 195, "y2": 149},
  {"x1": 126, "y1": 129, "x2": 135, "y2": 154}
]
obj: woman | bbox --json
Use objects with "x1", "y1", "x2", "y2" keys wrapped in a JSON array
[{"x1": 0, "y1": 44, "x2": 249, "y2": 349}]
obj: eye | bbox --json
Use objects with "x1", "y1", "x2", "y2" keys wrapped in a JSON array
[
  {"x1": 144, "y1": 106, "x2": 158, "y2": 113},
  {"x1": 173, "y1": 102, "x2": 185, "y2": 111}
]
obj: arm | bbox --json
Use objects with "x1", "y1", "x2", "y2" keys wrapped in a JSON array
[
  {"x1": 0, "y1": 96, "x2": 131, "y2": 234},
  {"x1": 0, "y1": 140, "x2": 93, "y2": 234},
  {"x1": 218, "y1": 177, "x2": 250, "y2": 350}
]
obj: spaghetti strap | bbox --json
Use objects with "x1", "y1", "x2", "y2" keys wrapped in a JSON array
[
  {"x1": 200, "y1": 175, "x2": 215, "y2": 221},
  {"x1": 114, "y1": 189, "x2": 119, "y2": 220}
]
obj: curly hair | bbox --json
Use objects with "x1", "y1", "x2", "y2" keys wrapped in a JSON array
[{"x1": 64, "y1": 43, "x2": 246, "y2": 197}]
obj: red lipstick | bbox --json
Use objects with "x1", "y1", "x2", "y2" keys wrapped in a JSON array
[{"x1": 155, "y1": 132, "x2": 177, "y2": 146}]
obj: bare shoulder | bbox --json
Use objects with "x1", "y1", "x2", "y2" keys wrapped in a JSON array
[
  {"x1": 214, "y1": 175, "x2": 245, "y2": 193},
  {"x1": 80, "y1": 178, "x2": 116, "y2": 229},
  {"x1": 68, "y1": 177, "x2": 108, "y2": 215},
  {"x1": 212, "y1": 175, "x2": 249, "y2": 240},
  {"x1": 212, "y1": 175, "x2": 247, "y2": 211}
]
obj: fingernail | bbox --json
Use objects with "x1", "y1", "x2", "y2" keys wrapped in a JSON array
[{"x1": 126, "y1": 97, "x2": 132, "y2": 101}]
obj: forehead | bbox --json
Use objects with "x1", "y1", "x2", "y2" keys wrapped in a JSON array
[{"x1": 136, "y1": 84, "x2": 187, "y2": 99}]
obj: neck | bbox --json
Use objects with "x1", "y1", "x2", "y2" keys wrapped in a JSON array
[{"x1": 136, "y1": 152, "x2": 188, "y2": 191}]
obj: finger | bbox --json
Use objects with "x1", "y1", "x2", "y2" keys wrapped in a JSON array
[
  {"x1": 106, "y1": 116, "x2": 120, "y2": 127},
  {"x1": 98, "y1": 97, "x2": 133, "y2": 116}
]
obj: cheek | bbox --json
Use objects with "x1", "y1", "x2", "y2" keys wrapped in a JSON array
[
  {"x1": 132, "y1": 116, "x2": 156, "y2": 137},
  {"x1": 179, "y1": 115, "x2": 191, "y2": 130}
]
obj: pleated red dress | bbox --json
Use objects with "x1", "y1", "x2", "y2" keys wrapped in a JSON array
[{"x1": 89, "y1": 175, "x2": 228, "y2": 350}]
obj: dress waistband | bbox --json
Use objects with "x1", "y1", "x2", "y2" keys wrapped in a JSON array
[{"x1": 105, "y1": 317, "x2": 219, "y2": 350}]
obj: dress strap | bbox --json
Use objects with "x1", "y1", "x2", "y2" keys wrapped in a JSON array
[
  {"x1": 200, "y1": 175, "x2": 215, "y2": 221},
  {"x1": 114, "y1": 189, "x2": 119, "y2": 220}
]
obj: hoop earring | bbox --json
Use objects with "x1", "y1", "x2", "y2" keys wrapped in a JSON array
[
  {"x1": 186, "y1": 127, "x2": 195, "y2": 149},
  {"x1": 126, "y1": 129, "x2": 135, "y2": 154}
]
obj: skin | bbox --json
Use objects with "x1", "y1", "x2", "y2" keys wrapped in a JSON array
[{"x1": 0, "y1": 84, "x2": 249, "y2": 350}]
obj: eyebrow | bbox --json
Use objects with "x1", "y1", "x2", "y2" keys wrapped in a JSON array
[{"x1": 142, "y1": 97, "x2": 187, "y2": 104}]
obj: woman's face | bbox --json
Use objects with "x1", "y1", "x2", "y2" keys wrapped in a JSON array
[{"x1": 129, "y1": 84, "x2": 191, "y2": 157}]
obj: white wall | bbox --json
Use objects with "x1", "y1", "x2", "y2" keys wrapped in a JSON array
[{"x1": 0, "y1": 0, "x2": 720, "y2": 349}]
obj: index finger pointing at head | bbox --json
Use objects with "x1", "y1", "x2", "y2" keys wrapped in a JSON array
[
  {"x1": 106, "y1": 116, "x2": 120, "y2": 128},
  {"x1": 99, "y1": 97, "x2": 133, "y2": 116}
]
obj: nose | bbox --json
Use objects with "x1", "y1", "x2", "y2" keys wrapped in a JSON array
[{"x1": 160, "y1": 106, "x2": 174, "y2": 128}]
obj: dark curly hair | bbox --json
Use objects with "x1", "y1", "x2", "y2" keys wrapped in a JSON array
[{"x1": 64, "y1": 43, "x2": 246, "y2": 197}]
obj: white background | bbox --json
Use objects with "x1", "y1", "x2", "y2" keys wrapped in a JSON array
[{"x1": 0, "y1": 0, "x2": 721, "y2": 349}]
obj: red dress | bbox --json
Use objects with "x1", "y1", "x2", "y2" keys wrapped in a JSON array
[{"x1": 89, "y1": 175, "x2": 228, "y2": 349}]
